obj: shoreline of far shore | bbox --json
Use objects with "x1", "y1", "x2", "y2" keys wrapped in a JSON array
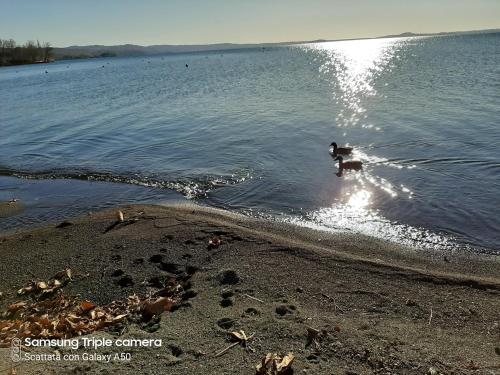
[{"x1": 0, "y1": 203, "x2": 499, "y2": 374}]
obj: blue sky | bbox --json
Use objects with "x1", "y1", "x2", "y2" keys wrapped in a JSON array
[{"x1": 1, "y1": 0, "x2": 499, "y2": 46}]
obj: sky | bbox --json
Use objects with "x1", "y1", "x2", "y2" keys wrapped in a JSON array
[{"x1": 1, "y1": 0, "x2": 499, "y2": 47}]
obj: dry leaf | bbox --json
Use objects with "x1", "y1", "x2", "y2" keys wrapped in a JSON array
[
  {"x1": 143, "y1": 297, "x2": 175, "y2": 317},
  {"x1": 231, "y1": 330, "x2": 248, "y2": 342},
  {"x1": 113, "y1": 314, "x2": 128, "y2": 321},
  {"x1": 256, "y1": 352, "x2": 294, "y2": 375},
  {"x1": 37, "y1": 281, "x2": 48, "y2": 290},
  {"x1": 8, "y1": 302, "x2": 27, "y2": 313},
  {"x1": 17, "y1": 286, "x2": 33, "y2": 295},
  {"x1": 81, "y1": 301, "x2": 96, "y2": 312},
  {"x1": 277, "y1": 353, "x2": 295, "y2": 372}
]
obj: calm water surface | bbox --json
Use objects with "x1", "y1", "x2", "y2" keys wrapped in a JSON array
[{"x1": 1, "y1": 33, "x2": 499, "y2": 253}]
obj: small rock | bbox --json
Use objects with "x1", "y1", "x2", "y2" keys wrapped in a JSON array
[
  {"x1": 428, "y1": 367, "x2": 438, "y2": 375},
  {"x1": 495, "y1": 347, "x2": 500, "y2": 355},
  {"x1": 296, "y1": 287, "x2": 304, "y2": 293}
]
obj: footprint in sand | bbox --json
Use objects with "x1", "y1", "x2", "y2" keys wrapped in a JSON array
[
  {"x1": 110, "y1": 269, "x2": 124, "y2": 277},
  {"x1": 220, "y1": 297, "x2": 234, "y2": 307},
  {"x1": 275, "y1": 304, "x2": 297, "y2": 316},
  {"x1": 217, "y1": 270, "x2": 240, "y2": 285},
  {"x1": 242, "y1": 307, "x2": 260, "y2": 317},
  {"x1": 116, "y1": 275, "x2": 134, "y2": 287},
  {"x1": 149, "y1": 254, "x2": 163, "y2": 263}
]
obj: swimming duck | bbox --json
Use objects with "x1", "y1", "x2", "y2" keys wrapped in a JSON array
[
  {"x1": 335, "y1": 156, "x2": 363, "y2": 177},
  {"x1": 329, "y1": 142, "x2": 352, "y2": 156}
]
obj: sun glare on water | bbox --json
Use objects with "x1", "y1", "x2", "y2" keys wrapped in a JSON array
[{"x1": 304, "y1": 38, "x2": 410, "y2": 128}]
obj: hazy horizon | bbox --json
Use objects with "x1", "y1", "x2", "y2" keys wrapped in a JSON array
[{"x1": 1, "y1": 0, "x2": 499, "y2": 47}]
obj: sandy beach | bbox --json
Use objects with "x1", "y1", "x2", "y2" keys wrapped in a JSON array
[{"x1": 0, "y1": 204, "x2": 499, "y2": 374}]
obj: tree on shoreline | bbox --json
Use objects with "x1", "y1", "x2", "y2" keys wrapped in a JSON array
[{"x1": 0, "y1": 38, "x2": 53, "y2": 66}]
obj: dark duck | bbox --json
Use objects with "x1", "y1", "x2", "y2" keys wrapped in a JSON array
[{"x1": 329, "y1": 142, "x2": 352, "y2": 156}]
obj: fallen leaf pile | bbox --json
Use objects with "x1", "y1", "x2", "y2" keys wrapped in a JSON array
[
  {"x1": 17, "y1": 268, "x2": 72, "y2": 297},
  {"x1": 256, "y1": 352, "x2": 295, "y2": 375},
  {"x1": 0, "y1": 271, "x2": 184, "y2": 348}
]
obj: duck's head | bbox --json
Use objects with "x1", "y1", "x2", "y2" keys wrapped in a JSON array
[{"x1": 330, "y1": 142, "x2": 338, "y2": 149}]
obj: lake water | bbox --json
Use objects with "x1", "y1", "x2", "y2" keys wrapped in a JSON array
[{"x1": 1, "y1": 33, "x2": 499, "y2": 254}]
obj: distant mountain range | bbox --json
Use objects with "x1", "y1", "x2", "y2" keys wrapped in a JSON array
[
  {"x1": 52, "y1": 29, "x2": 500, "y2": 60},
  {"x1": 52, "y1": 42, "x2": 285, "y2": 60}
]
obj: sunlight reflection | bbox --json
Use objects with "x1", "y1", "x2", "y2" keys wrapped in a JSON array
[
  {"x1": 304, "y1": 38, "x2": 410, "y2": 128},
  {"x1": 282, "y1": 204, "x2": 454, "y2": 252},
  {"x1": 346, "y1": 189, "x2": 372, "y2": 209}
]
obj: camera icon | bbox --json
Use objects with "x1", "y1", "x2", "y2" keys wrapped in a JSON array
[{"x1": 10, "y1": 338, "x2": 22, "y2": 362}]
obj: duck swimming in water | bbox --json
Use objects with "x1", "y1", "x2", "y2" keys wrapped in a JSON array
[
  {"x1": 329, "y1": 142, "x2": 352, "y2": 156},
  {"x1": 334, "y1": 156, "x2": 363, "y2": 177}
]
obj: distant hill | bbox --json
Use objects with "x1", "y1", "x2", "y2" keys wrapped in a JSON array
[
  {"x1": 52, "y1": 42, "x2": 284, "y2": 60},
  {"x1": 379, "y1": 28, "x2": 500, "y2": 39},
  {"x1": 52, "y1": 28, "x2": 500, "y2": 61}
]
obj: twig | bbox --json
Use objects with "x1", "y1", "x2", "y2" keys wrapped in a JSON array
[
  {"x1": 214, "y1": 342, "x2": 240, "y2": 357},
  {"x1": 428, "y1": 307, "x2": 433, "y2": 325},
  {"x1": 214, "y1": 333, "x2": 255, "y2": 358},
  {"x1": 243, "y1": 294, "x2": 264, "y2": 303}
]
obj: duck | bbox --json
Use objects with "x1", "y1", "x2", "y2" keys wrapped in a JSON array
[
  {"x1": 334, "y1": 156, "x2": 363, "y2": 177},
  {"x1": 329, "y1": 142, "x2": 352, "y2": 156}
]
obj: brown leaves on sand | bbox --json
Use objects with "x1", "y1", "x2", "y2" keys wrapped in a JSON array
[
  {"x1": 142, "y1": 297, "x2": 176, "y2": 318},
  {"x1": 255, "y1": 352, "x2": 295, "y2": 375},
  {"x1": 17, "y1": 268, "x2": 72, "y2": 297},
  {"x1": 1, "y1": 273, "x2": 183, "y2": 347},
  {"x1": 0, "y1": 294, "x2": 138, "y2": 347}
]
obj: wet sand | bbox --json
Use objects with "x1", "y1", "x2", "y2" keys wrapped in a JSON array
[
  {"x1": 0, "y1": 200, "x2": 24, "y2": 218},
  {"x1": 0, "y1": 204, "x2": 499, "y2": 374}
]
